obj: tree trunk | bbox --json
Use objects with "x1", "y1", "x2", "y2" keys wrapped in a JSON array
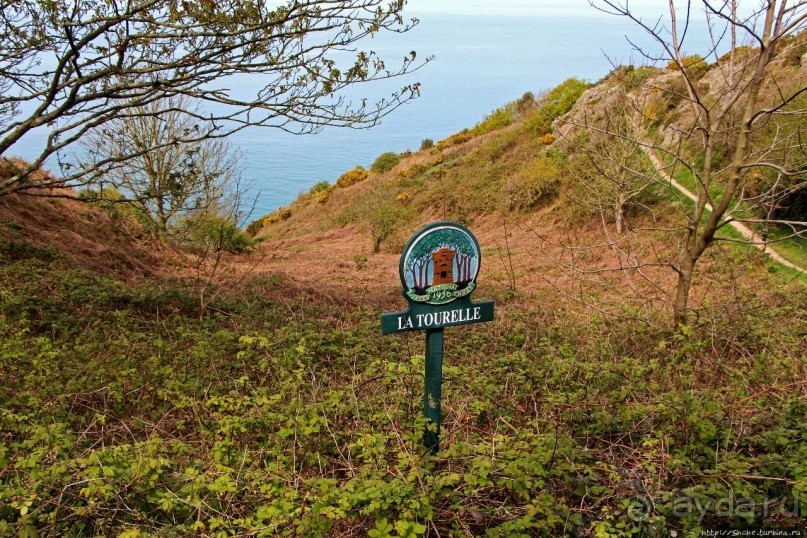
[
  {"x1": 157, "y1": 197, "x2": 168, "y2": 234},
  {"x1": 615, "y1": 196, "x2": 626, "y2": 234},
  {"x1": 672, "y1": 252, "x2": 696, "y2": 326}
]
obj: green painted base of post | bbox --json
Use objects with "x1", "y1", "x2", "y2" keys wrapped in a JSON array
[{"x1": 423, "y1": 328, "x2": 444, "y2": 454}]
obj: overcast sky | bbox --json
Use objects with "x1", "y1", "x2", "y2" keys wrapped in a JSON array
[
  {"x1": 405, "y1": 0, "x2": 670, "y2": 17},
  {"x1": 404, "y1": 0, "x2": 758, "y2": 20}
]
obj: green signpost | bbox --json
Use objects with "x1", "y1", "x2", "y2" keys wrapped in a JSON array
[{"x1": 381, "y1": 222, "x2": 494, "y2": 453}]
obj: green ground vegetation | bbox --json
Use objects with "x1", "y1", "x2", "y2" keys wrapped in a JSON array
[{"x1": 0, "y1": 240, "x2": 805, "y2": 537}]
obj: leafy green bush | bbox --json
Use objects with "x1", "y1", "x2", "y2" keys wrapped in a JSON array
[
  {"x1": 525, "y1": 78, "x2": 592, "y2": 135},
  {"x1": 186, "y1": 214, "x2": 252, "y2": 252},
  {"x1": 244, "y1": 217, "x2": 265, "y2": 236},
  {"x1": 514, "y1": 91, "x2": 537, "y2": 114},
  {"x1": 370, "y1": 152, "x2": 401, "y2": 174},
  {"x1": 471, "y1": 104, "x2": 516, "y2": 136},
  {"x1": 419, "y1": 138, "x2": 434, "y2": 151},
  {"x1": 307, "y1": 180, "x2": 334, "y2": 203},
  {"x1": 308, "y1": 180, "x2": 331, "y2": 194}
]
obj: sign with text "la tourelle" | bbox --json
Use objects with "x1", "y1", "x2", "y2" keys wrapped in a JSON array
[
  {"x1": 381, "y1": 222, "x2": 495, "y2": 453},
  {"x1": 381, "y1": 222, "x2": 494, "y2": 335}
]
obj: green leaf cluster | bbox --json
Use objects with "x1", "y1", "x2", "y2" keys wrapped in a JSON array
[
  {"x1": 371, "y1": 152, "x2": 403, "y2": 174},
  {"x1": 525, "y1": 78, "x2": 592, "y2": 135}
]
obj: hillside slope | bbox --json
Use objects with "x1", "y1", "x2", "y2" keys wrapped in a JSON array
[
  {"x1": 248, "y1": 59, "x2": 806, "y2": 321},
  {"x1": 0, "y1": 189, "x2": 171, "y2": 277}
]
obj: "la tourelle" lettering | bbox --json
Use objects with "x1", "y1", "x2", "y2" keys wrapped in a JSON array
[{"x1": 397, "y1": 306, "x2": 482, "y2": 330}]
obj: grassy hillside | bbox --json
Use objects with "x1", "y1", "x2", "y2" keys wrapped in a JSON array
[
  {"x1": 249, "y1": 66, "x2": 805, "y2": 322},
  {"x1": 251, "y1": 41, "x2": 807, "y2": 283},
  {"x1": 1, "y1": 49, "x2": 806, "y2": 537}
]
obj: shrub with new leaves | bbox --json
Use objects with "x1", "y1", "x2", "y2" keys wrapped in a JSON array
[
  {"x1": 525, "y1": 78, "x2": 592, "y2": 135},
  {"x1": 347, "y1": 183, "x2": 413, "y2": 252},
  {"x1": 370, "y1": 152, "x2": 402, "y2": 174},
  {"x1": 367, "y1": 200, "x2": 412, "y2": 252},
  {"x1": 472, "y1": 104, "x2": 516, "y2": 136},
  {"x1": 507, "y1": 156, "x2": 561, "y2": 209},
  {"x1": 185, "y1": 214, "x2": 253, "y2": 253}
]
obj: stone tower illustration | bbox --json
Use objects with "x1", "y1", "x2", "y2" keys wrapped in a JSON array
[{"x1": 431, "y1": 248, "x2": 455, "y2": 286}]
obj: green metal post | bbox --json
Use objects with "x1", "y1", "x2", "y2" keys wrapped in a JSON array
[{"x1": 423, "y1": 328, "x2": 444, "y2": 453}]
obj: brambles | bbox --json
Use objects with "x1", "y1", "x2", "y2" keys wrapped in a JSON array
[{"x1": 0, "y1": 255, "x2": 804, "y2": 536}]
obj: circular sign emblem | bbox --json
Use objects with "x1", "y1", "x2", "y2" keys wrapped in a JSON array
[{"x1": 399, "y1": 222, "x2": 481, "y2": 305}]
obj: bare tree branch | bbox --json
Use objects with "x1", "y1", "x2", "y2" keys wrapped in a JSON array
[{"x1": 0, "y1": 0, "x2": 429, "y2": 195}]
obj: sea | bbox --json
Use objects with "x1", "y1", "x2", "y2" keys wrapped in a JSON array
[{"x1": 9, "y1": 1, "x2": 728, "y2": 219}]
